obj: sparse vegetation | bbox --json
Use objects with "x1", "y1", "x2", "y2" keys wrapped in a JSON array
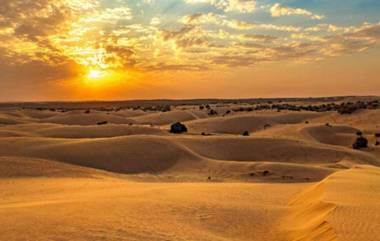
[
  {"x1": 262, "y1": 170, "x2": 271, "y2": 176},
  {"x1": 97, "y1": 121, "x2": 108, "y2": 125},
  {"x1": 353, "y1": 136, "x2": 368, "y2": 150},
  {"x1": 208, "y1": 109, "x2": 218, "y2": 116},
  {"x1": 242, "y1": 131, "x2": 250, "y2": 136},
  {"x1": 170, "y1": 122, "x2": 188, "y2": 134}
]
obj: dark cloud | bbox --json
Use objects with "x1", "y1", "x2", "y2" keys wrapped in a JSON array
[{"x1": 0, "y1": 47, "x2": 80, "y2": 83}]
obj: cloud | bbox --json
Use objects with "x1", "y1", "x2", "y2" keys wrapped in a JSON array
[
  {"x1": 180, "y1": 12, "x2": 301, "y2": 32},
  {"x1": 270, "y1": 3, "x2": 325, "y2": 20},
  {"x1": 184, "y1": 0, "x2": 256, "y2": 13},
  {"x1": 0, "y1": 0, "x2": 379, "y2": 82},
  {"x1": 150, "y1": 17, "x2": 161, "y2": 25}
]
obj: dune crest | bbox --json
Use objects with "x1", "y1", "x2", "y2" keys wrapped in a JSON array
[{"x1": 282, "y1": 165, "x2": 380, "y2": 241}]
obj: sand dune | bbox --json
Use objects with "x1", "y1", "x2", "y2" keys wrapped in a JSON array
[
  {"x1": 0, "y1": 136, "x2": 203, "y2": 174},
  {"x1": 314, "y1": 109, "x2": 380, "y2": 131},
  {"x1": 0, "y1": 176, "x2": 310, "y2": 241},
  {"x1": 0, "y1": 134, "x2": 376, "y2": 178},
  {"x1": 176, "y1": 136, "x2": 377, "y2": 165},
  {"x1": 43, "y1": 111, "x2": 136, "y2": 125},
  {"x1": 186, "y1": 112, "x2": 325, "y2": 134},
  {"x1": 34, "y1": 124, "x2": 167, "y2": 138},
  {"x1": 0, "y1": 102, "x2": 379, "y2": 240},
  {"x1": 0, "y1": 156, "x2": 105, "y2": 178},
  {"x1": 0, "y1": 116, "x2": 25, "y2": 125},
  {"x1": 302, "y1": 124, "x2": 359, "y2": 147},
  {"x1": 1, "y1": 122, "x2": 168, "y2": 138},
  {"x1": 131, "y1": 110, "x2": 199, "y2": 125},
  {"x1": 282, "y1": 165, "x2": 380, "y2": 241}
]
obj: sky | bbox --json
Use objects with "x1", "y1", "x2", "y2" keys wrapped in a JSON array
[{"x1": 0, "y1": 0, "x2": 380, "y2": 101}]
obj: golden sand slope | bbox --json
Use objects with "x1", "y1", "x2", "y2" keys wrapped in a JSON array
[
  {"x1": 0, "y1": 172, "x2": 309, "y2": 241},
  {"x1": 0, "y1": 106, "x2": 380, "y2": 240},
  {"x1": 0, "y1": 156, "x2": 109, "y2": 178},
  {"x1": 282, "y1": 165, "x2": 380, "y2": 241}
]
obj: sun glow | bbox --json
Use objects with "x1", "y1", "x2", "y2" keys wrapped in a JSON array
[
  {"x1": 83, "y1": 69, "x2": 111, "y2": 87},
  {"x1": 87, "y1": 69, "x2": 106, "y2": 79},
  {"x1": 82, "y1": 68, "x2": 134, "y2": 90}
]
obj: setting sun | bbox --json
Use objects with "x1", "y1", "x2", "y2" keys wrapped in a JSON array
[
  {"x1": 87, "y1": 69, "x2": 106, "y2": 79},
  {"x1": 81, "y1": 68, "x2": 133, "y2": 91},
  {"x1": 83, "y1": 69, "x2": 112, "y2": 86}
]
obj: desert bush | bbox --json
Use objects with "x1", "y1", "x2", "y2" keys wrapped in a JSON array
[
  {"x1": 208, "y1": 109, "x2": 218, "y2": 116},
  {"x1": 353, "y1": 136, "x2": 368, "y2": 149},
  {"x1": 262, "y1": 170, "x2": 271, "y2": 176},
  {"x1": 97, "y1": 121, "x2": 108, "y2": 125},
  {"x1": 170, "y1": 122, "x2": 188, "y2": 134},
  {"x1": 242, "y1": 131, "x2": 250, "y2": 136}
]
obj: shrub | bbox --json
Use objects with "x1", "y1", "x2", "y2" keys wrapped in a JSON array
[
  {"x1": 170, "y1": 122, "x2": 188, "y2": 134},
  {"x1": 353, "y1": 136, "x2": 368, "y2": 150},
  {"x1": 242, "y1": 131, "x2": 250, "y2": 136},
  {"x1": 97, "y1": 121, "x2": 108, "y2": 125},
  {"x1": 262, "y1": 170, "x2": 271, "y2": 176}
]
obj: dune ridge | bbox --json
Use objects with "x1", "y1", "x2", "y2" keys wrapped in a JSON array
[
  {"x1": 186, "y1": 112, "x2": 326, "y2": 134},
  {"x1": 282, "y1": 165, "x2": 380, "y2": 241}
]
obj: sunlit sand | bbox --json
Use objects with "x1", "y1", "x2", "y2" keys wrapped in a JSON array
[{"x1": 0, "y1": 97, "x2": 379, "y2": 241}]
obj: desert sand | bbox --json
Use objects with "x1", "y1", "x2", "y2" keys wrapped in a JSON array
[{"x1": 0, "y1": 97, "x2": 379, "y2": 241}]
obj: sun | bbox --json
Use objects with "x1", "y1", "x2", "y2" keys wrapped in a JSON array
[
  {"x1": 87, "y1": 69, "x2": 106, "y2": 79},
  {"x1": 83, "y1": 68, "x2": 127, "y2": 89},
  {"x1": 83, "y1": 69, "x2": 111, "y2": 88}
]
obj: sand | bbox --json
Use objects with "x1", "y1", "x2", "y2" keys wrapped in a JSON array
[{"x1": 0, "y1": 100, "x2": 380, "y2": 241}]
